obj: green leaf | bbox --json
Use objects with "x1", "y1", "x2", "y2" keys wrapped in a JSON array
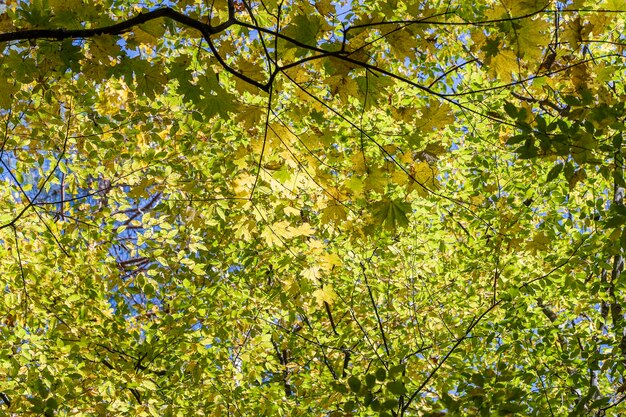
[
  {"x1": 371, "y1": 199, "x2": 411, "y2": 231},
  {"x1": 331, "y1": 382, "x2": 349, "y2": 394},
  {"x1": 348, "y1": 376, "x2": 361, "y2": 393},
  {"x1": 605, "y1": 214, "x2": 626, "y2": 229},
  {"x1": 370, "y1": 399, "x2": 382, "y2": 411},
  {"x1": 388, "y1": 364, "x2": 405, "y2": 378},
  {"x1": 282, "y1": 13, "x2": 322, "y2": 52},
  {"x1": 503, "y1": 101, "x2": 518, "y2": 118},
  {"x1": 343, "y1": 400, "x2": 357, "y2": 412},
  {"x1": 386, "y1": 381, "x2": 407, "y2": 396},
  {"x1": 546, "y1": 162, "x2": 563, "y2": 183},
  {"x1": 383, "y1": 399, "x2": 399, "y2": 410}
]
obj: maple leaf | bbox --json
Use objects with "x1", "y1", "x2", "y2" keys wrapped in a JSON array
[
  {"x1": 515, "y1": 19, "x2": 550, "y2": 60},
  {"x1": 417, "y1": 101, "x2": 454, "y2": 132},
  {"x1": 312, "y1": 284, "x2": 337, "y2": 306},
  {"x1": 321, "y1": 203, "x2": 347, "y2": 224},
  {"x1": 488, "y1": 49, "x2": 518, "y2": 82},
  {"x1": 371, "y1": 198, "x2": 411, "y2": 231}
]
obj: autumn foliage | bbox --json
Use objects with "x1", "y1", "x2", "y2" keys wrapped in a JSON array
[{"x1": 1, "y1": 0, "x2": 626, "y2": 415}]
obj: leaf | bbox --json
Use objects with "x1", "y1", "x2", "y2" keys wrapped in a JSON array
[
  {"x1": 383, "y1": 399, "x2": 399, "y2": 410},
  {"x1": 321, "y1": 203, "x2": 347, "y2": 224},
  {"x1": 503, "y1": 101, "x2": 518, "y2": 119},
  {"x1": 388, "y1": 364, "x2": 405, "y2": 378},
  {"x1": 0, "y1": 76, "x2": 18, "y2": 108},
  {"x1": 488, "y1": 49, "x2": 518, "y2": 82},
  {"x1": 331, "y1": 382, "x2": 349, "y2": 394},
  {"x1": 314, "y1": 0, "x2": 335, "y2": 16},
  {"x1": 343, "y1": 400, "x2": 357, "y2": 412},
  {"x1": 409, "y1": 161, "x2": 437, "y2": 196},
  {"x1": 545, "y1": 162, "x2": 563, "y2": 183},
  {"x1": 313, "y1": 284, "x2": 337, "y2": 306},
  {"x1": 282, "y1": 13, "x2": 322, "y2": 52},
  {"x1": 347, "y1": 376, "x2": 361, "y2": 393},
  {"x1": 417, "y1": 101, "x2": 454, "y2": 132},
  {"x1": 386, "y1": 381, "x2": 407, "y2": 396},
  {"x1": 132, "y1": 60, "x2": 167, "y2": 99},
  {"x1": 515, "y1": 19, "x2": 550, "y2": 60},
  {"x1": 371, "y1": 199, "x2": 411, "y2": 231},
  {"x1": 568, "y1": 168, "x2": 586, "y2": 190}
]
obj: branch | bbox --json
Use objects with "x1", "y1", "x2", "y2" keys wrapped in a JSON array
[
  {"x1": 401, "y1": 233, "x2": 592, "y2": 414},
  {"x1": 0, "y1": 392, "x2": 10, "y2": 408},
  {"x1": 346, "y1": 3, "x2": 550, "y2": 31},
  {"x1": 401, "y1": 300, "x2": 502, "y2": 414},
  {"x1": 360, "y1": 262, "x2": 390, "y2": 356},
  {"x1": 0, "y1": 107, "x2": 71, "y2": 230},
  {"x1": 324, "y1": 301, "x2": 339, "y2": 336},
  {"x1": 610, "y1": 134, "x2": 626, "y2": 360},
  {"x1": 203, "y1": 35, "x2": 269, "y2": 92},
  {"x1": 0, "y1": 7, "x2": 230, "y2": 43}
]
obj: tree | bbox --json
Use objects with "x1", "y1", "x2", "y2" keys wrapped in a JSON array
[{"x1": 0, "y1": 0, "x2": 625, "y2": 415}]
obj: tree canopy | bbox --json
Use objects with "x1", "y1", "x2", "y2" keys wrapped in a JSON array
[{"x1": 1, "y1": 0, "x2": 626, "y2": 415}]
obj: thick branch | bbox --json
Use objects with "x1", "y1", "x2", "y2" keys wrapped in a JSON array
[
  {"x1": 610, "y1": 134, "x2": 626, "y2": 360},
  {"x1": 0, "y1": 7, "x2": 231, "y2": 43},
  {"x1": 0, "y1": 392, "x2": 10, "y2": 408}
]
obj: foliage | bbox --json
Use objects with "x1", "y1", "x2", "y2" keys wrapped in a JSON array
[{"x1": 1, "y1": 0, "x2": 626, "y2": 415}]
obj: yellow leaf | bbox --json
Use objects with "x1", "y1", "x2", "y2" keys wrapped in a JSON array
[
  {"x1": 307, "y1": 240, "x2": 325, "y2": 255},
  {"x1": 270, "y1": 220, "x2": 291, "y2": 238},
  {"x1": 134, "y1": 20, "x2": 165, "y2": 47},
  {"x1": 320, "y1": 253, "x2": 342, "y2": 271},
  {"x1": 313, "y1": 284, "x2": 337, "y2": 306},
  {"x1": 417, "y1": 101, "x2": 454, "y2": 132},
  {"x1": 364, "y1": 166, "x2": 388, "y2": 194},
  {"x1": 291, "y1": 223, "x2": 315, "y2": 237},
  {"x1": 236, "y1": 59, "x2": 267, "y2": 83},
  {"x1": 232, "y1": 173, "x2": 256, "y2": 197},
  {"x1": 527, "y1": 231, "x2": 549, "y2": 253},
  {"x1": 603, "y1": 0, "x2": 626, "y2": 10},
  {"x1": 326, "y1": 74, "x2": 359, "y2": 103},
  {"x1": 88, "y1": 34, "x2": 120, "y2": 61},
  {"x1": 0, "y1": 12, "x2": 14, "y2": 32},
  {"x1": 500, "y1": 0, "x2": 547, "y2": 17},
  {"x1": 261, "y1": 225, "x2": 282, "y2": 247},
  {"x1": 488, "y1": 49, "x2": 518, "y2": 83},
  {"x1": 302, "y1": 265, "x2": 320, "y2": 282},
  {"x1": 563, "y1": 17, "x2": 585, "y2": 50},
  {"x1": 408, "y1": 161, "x2": 436, "y2": 197},
  {"x1": 321, "y1": 203, "x2": 347, "y2": 224},
  {"x1": 0, "y1": 77, "x2": 17, "y2": 108},
  {"x1": 314, "y1": 0, "x2": 335, "y2": 15},
  {"x1": 236, "y1": 105, "x2": 265, "y2": 129},
  {"x1": 283, "y1": 206, "x2": 301, "y2": 217},
  {"x1": 269, "y1": 123, "x2": 298, "y2": 147},
  {"x1": 387, "y1": 29, "x2": 416, "y2": 60},
  {"x1": 234, "y1": 219, "x2": 252, "y2": 241},
  {"x1": 515, "y1": 19, "x2": 550, "y2": 60}
]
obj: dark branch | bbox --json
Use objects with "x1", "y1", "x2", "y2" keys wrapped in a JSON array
[
  {"x1": 0, "y1": 392, "x2": 10, "y2": 408},
  {"x1": 360, "y1": 262, "x2": 390, "y2": 356},
  {"x1": 402, "y1": 300, "x2": 502, "y2": 413},
  {"x1": 0, "y1": 7, "x2": 229, "y2": 43}
]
